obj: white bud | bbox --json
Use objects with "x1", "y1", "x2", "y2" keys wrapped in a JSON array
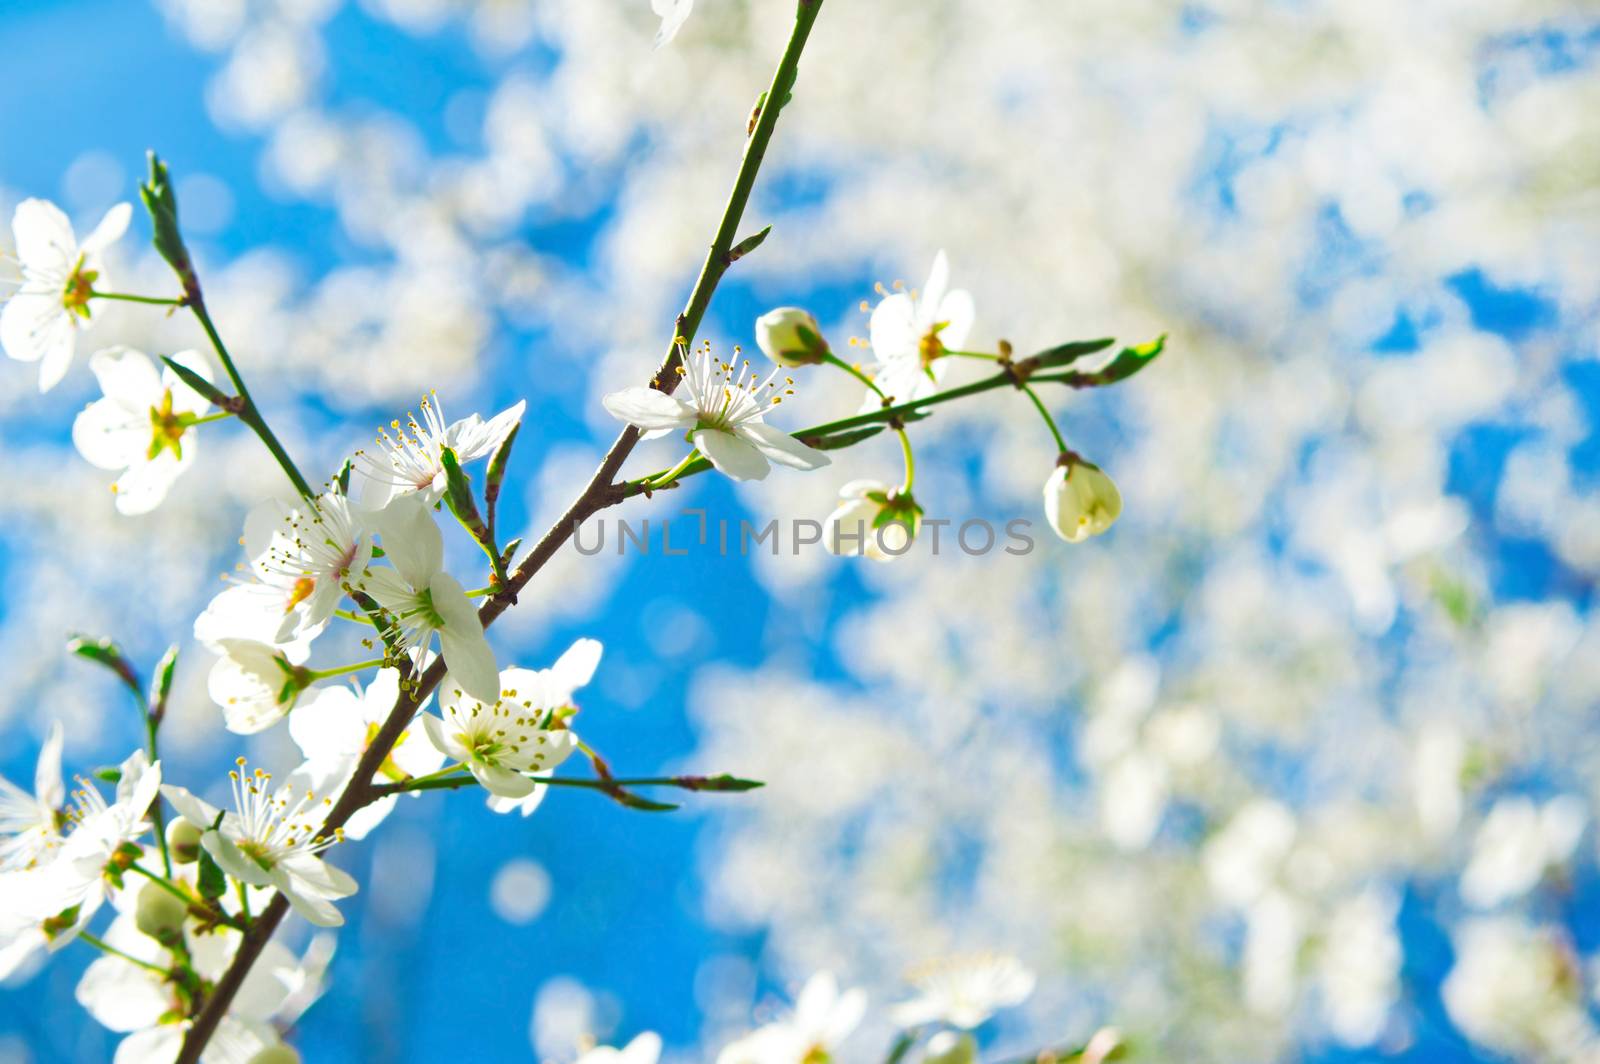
[
  {"x1": 166, "y1": 816, "x2": 203, "y2": 864},
  {"x1": 825, "y1": 479, "x2": 919, "y2": 562},
  {"x1": 923, "y1": 1031, "x2": 977, "y2": 1064},
  {"x1": 1043, "y1": 456, "x2": 1121, "y2": 543},
  {"x1": 754, "y1": 306, "x2": 828, "y2": 367},
  {"x1": 247, "y1": 1046, "x2": 302, "y2": 1064},
  {"x1": 135, "y1": 881, "x2": 189, "y2": 941}
]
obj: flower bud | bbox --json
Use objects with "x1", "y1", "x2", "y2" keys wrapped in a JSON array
[
  {"x1": 134, "y1": 881, "x2": 189, "y2": 942},
  {"x1": 166, "y1": 817, "x2": 204, "y2": 864},
  {"x1": 755, "y1": 307, "x2": 829, "y2": 367},
  {"x1": 247, "y1": 1046, "x2": 302, "y2": 1064},
  {"x1": 923, "y1": 1031, "x2": 977, "y2": 1064},
  {"x1": 1043, "y1": 455, "x2": 1121, "y2": 543},
  {"x1": 825, "y1": 480, "x2": 921, "y2": 562}
]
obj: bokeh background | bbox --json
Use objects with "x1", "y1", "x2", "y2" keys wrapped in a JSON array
[{"x1": 3, "y1": 0, "x2": 1600, "y2": 1061}]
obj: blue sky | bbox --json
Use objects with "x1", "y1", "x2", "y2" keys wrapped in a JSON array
[{"x1": 1, "y1": 3, "x2": 1593, "y2": 1063}]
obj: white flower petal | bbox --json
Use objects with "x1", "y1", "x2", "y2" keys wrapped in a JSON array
[
  {"x1": 471, "y1": 761, "x2": 537, "y2": 798},
  {"x1": 72, "y1": 396, "x2": 147, "y2": 471},
  {"x1": 738, "y1": 422, "x2": 831, "y2": 471},
  {"x1": 422, "y1": 712, "x2": 471, "y2": 763},
  {"x1": 111, "y1": 453, "x2": 187, "y2": 516},
  {"x1": 159, "y1": 785, "x2": 222, "y2": 830},
  {"x1": 76, "y1": 954, "x2": 171, "y2": 1033},
  {"x1": 868, "y1": 291, "x2": 918, "y2": 362},
  {"x1": 11, "y1": 198, "x2": 76, "y2": 274},
  {"x1": 693, "y1": 427, "x2": 770, "y2": 481},
  {"x1": 602, "y1": 386, "x2": 693, "y2": 434},
  {"x1": 550, "y1": 638, "x2": 602, "y2": 698},
  {"x1": 369, "y1": 495, "x2": 444, "y2": 589},
  {"x1": 653, "y1": 0, "x2": 695, "y2": 47},
  {"x1": 36, "y1": 720, "x2": 65, "y2": 810},
  {"x1": 289, "y1": 686, "x2": 368, "y2": 761},
  {"x1": 88, "y1": 346, "x2": 162, "y2": 403},
  {"x1": 79, "y1": 202, "x2": 132, "y2": 257},
  {"x1": 431, "y1": 571, "x2": 499, "y2": 704}
]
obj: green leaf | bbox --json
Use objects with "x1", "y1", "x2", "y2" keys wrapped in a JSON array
[
  {"x1": 440, "y1": 448, "x2": 487, "y2": 538},
  {"x1": 608, "y1": 788, "x2": 680, "y2": 813},
  {"x1": 140, "y1": 152, "x2": 195, "y2": 292},
  {"x1": 196, "y1": 846, "x2": 226, "y2": 900},
  {"x1": 1092, "y1": 334, "x2": 1167, "y2": 385},
  {"x1": 149, "y1": 644, "x2": 178, "y2": 717},
  {"x1": 67, "y1": 634, "x2": 141, "y2": 696},
  {"x1": 684, "y1": 774, "x2": 765, "y2": 792},
  {"x1": 161, "y1": 355, "x2": 234, "y2": 410},
  {"x1": 809, "y1": 425, "x2": 886, "y2": 450},
  {"x1": 728, "y1": 225, "x2": 772, "y2": 263},
  {"x1": 484, "y1": 421, "x2": 520, "y2": 514},
  {"x1": 1027, "y1": 336, "x2": 1116, "y2": 370}
]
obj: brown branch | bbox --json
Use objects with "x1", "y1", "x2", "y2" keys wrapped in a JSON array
[{"x1": 173, "y1": 3, "x2": 827, "y2": 1059}]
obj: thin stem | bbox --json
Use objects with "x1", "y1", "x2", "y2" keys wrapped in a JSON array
[
  {"x1": 129, "y1": 863, "x2": 193, "y2": 907},
  {"x1": 175, "y1": 5, "x2": 828, "y2": 1057},
  {"x1": 90, "y1": 290, "x2": 182, "y2": 306},
  {"x1": 305, "y1": 657, "x2": 385, "y2": 681},
  {"x1": 381, "y1": 772, "x2": 740, "y2": 797},
  {"x1": 79, "y1": 931, "x2": 170, "y2": 975},
  {"x1": 896, "y1": 427, "x2": 916, "y2": 493},
  {"x1": 940, "y1": 349, "x2": 1000, "y2": 360},
  {"x1": 333, "y1": 608, "x2": 378, "y2": 626},
  {"x1": 621, "y1": 346, "x2": 1110, "y2": 495},
  {"x1": 393, "y1": 764, "x2": 472, "y2": 791},
  {"x1": 822, "y1": 351, "x2": 886, "y2": 400},
  {"x1": 650, "y1": 450, "x2": 703, "y2": 489},
  {"x1": 235, "y1": 880, "x2": 252, "y2": 923},
  {"x1": 882, "y1": 1030, "x2": 918, "y2": 1064},
  {"x1": 186, "y1": 410, "x2": 235, "y2": 426},
  {"x1": 1020, "y1": 382, "x2": 1068, "y2": 453},
  {"x1": 189, "y1": 299, "x2": 316, "y2": 500},
  {"x1": 143, "y1": 714, "x2": 173, "y2": 878},
  {"x1": 128, "y1": 863, "x2": 244, "y2": 932}
]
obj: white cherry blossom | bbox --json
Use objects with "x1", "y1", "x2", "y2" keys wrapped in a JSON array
[
  {"x1": 71, "y1": 347, "x2": 217, "y2": 515},
  {"x1": 289, "y1": 669, "x2": 444, "y2": 839},
  {"x1": 351, "y1": 494, "x2": 499, "y2": 704},
  {"x1": 6, "y1": 749, "x2": 163, "y2": 955},
  {"x1": 890, "y1": 954, "x2": 1036, "y2": 1030},
  {"x1": 238, "y1": 492, "x2": 373, "y2": 643},
  {"x1": 1, "y1": 198, "x2": 131, "y2": 391},
  {"x1": 357, "y1": 391, "x2": 524, "y2": 508},
  {"x1": 863, "y1": 250, "x2": 974, "y2": 408},
  {"x1": 485, "y1": 639, "x2": 601, "y2": 817},
  {"x1": 716, "y1": 972, "x2": 867, "y2": 1064},
  {"x1": 209, "y1": 638, "x2": 314, "y2": 736},
  {"x1": 603, "y1": 342, "x2": 829, "y2": 481},
  {"x1": 76, "y1": 911, "x2": 303, "y2": 1064},
  {"x1": 162, "y1": 759, "x2": 357, "y2": 927},
  {"x1": 423, "y1": 665, "x2": 581, "y2": 799},
  {"x1": 0, "y1": 719, "x2": 65, "y2": 871}
]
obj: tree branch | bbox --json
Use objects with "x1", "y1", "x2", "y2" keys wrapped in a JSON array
[{"x1": 173, "y1": 3, "x2": 827, "y2": 1058}]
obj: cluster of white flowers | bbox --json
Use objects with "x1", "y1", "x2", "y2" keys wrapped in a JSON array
[
  {"x1": 1, "y1": 0, "x2": 1594, "y2": 1060},
  {"x1": 0, "y1": 738, "x2": 337, "y2": 1061},
  {"x1": 571, "y1": 957, "x2": 1051, "y2": 1064}
]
